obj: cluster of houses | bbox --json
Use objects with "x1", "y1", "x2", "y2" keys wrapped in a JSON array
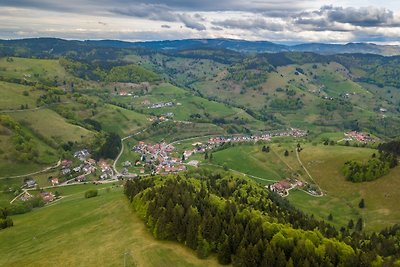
[
  {"x1": 344, "y1": 131, "x2": 374, "y2": 143},
  {"x1": 132, "y1": 141, "x2": 186, "y2": 175},
  {"x1": 60, "y1": 149, "x2": 114, "y2": 183},
  {"x1": 18, "y1": 190, "x2": 57, "y2": 204},
  {"x1": 269, "y1": 178, "x2": 304, "y2": 197},
  {"x1": 148, "y1": 112, "x2": 175, "y2": 123},
  {"x1": 188, "y1": 128, "x2": 307, "y2": 153},
  {"x1": 147, "y1": 101, "x2": 174, "y2": 109}
]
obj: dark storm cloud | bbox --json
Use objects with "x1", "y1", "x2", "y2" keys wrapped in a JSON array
[{"x1": 294, "y1": 5, "x2": 400, "y2": 31}]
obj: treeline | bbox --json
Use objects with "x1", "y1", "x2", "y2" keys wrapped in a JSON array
[
  {"x1": 125, "y1": 170, "x2": 400, "y2": 266},
  {"x1": 378, "y1": 140, "x2": 400, "y2": 156},
  {"x1": 91, "y1": 132, "x2": 121, "y2": 160},
  {"x1": 0, "y1": 207, "x2": 13, "y2": 230},
  {"x1": 343, "y1": 152, "x2": 397, "y2": 182},
  {"x1": 0, "y1": 115, "x2": 40, "y2": 163}
]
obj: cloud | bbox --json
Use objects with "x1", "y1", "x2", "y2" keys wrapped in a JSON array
[
  {"x1": 294, "y1": 5, "x2": 400, "y2": 31},
  {"x1": 323, "y1": 5, "x2": 398, "y2": 27},
  {"x1": 111, "y1": 4, "x2": 206, "y2": 30},
  {"x1": 1, "y1": 1, "x2": 400, "y2": 43},
  {"x1": 212, "y1": 18, "x2": 285, "y2": 31}
]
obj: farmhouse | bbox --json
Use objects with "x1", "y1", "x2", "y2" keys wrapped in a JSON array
[
  {"x1": 51, "y1": 178, "x2": 59, "y2": 186},
  {"x1": 24, "y1": 179, "x2": 37, "y2": 188},
  {"x1": 40, "y1": 192, "x2": 55, "y2": 203}
]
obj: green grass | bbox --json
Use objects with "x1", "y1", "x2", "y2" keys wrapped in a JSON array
[
  {"x1": 211, "y1": 144, "x2": 293, "y2": 183},
  {"x1": 11, "y1": 108, "x2": 94, "y2": 144},
  {"x1": 0, "y1": 184, "x2": 222, "y2": 267},
  {"x1": 0, "y1": 81, "x2": 41, "y2": 110},
  {"x1": 287, "y1": 144, "x2": 400, "y2": 232},
  {"x1": 94, "y1": 104, "x2": 149, "y2": 136},
  {"x1": 0, "y1": 124, "x2": 58, "y2": 178},
  {"x1": 0, "y1": 57, "x2": 71, "y2": 84}
]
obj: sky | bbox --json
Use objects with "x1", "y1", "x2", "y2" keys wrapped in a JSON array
[{"x1": 1, "y1": 0, "x2": 400, "y2": 43}]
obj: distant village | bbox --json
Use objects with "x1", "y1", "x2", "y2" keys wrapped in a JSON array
[
  {"x1": 125, "y1": 128, "x2": 308, "y2": 176},
  {"x1": 16, "y1": 128, "x2": 308, "y2": 204},
  {"x1": 17, "y1": 148, "x2": 116, "y2": 204},
  {"x1": 344, "y1": 131, "x2": 375, "y2": 143}
]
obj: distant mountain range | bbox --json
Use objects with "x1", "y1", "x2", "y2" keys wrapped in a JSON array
[
  {"x1": 86, "y1": 38, "x2": 400, "y2": 56},
  {"x1": 1, "y1": 37, "x2": 400, "y2": 56}
]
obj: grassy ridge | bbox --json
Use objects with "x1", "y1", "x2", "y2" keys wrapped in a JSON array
[{"x1": 0, "y1": 184, "x2": 221, "y2": 267}]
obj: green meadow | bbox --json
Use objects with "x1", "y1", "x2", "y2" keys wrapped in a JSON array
[{"x1": 0, "y1": 184, "x2": 222, "y2": 267}]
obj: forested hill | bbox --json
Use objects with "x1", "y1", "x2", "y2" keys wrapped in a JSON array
[
  {"x1": 125, "y1": 170, "x2": 400, "y2": 266},
  {"x1": 2, "y1": 38, "x2": 400, "y2": 56}
]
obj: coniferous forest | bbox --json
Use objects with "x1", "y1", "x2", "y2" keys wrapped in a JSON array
[{"x1": 125, "y1": 169, "x2": 400, "y2": 266}]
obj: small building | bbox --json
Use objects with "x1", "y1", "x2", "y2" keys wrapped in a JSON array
[
  {"x1": 25, "y1": 179, "x2": 36, "y2": 188},
  {"x1": 123, "y1": 161, "x2": 132, "y2": 167},
  {"x1": 40, "y1": 192, "x2": 55, "y2": 203},
  {"x1": 76, "y1": 175, "x2": 86, "y2": 182},
  {"x1": 61, "y1": 168, "x2": 71, "y2": 176},
  {"x1": 187, "y1": 160, "x2": 199, "y2": 167},
  {"x1": 51, "y1": 178, "x2": 59, "y2": 186}
]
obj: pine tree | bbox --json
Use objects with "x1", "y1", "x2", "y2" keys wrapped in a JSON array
[
  {"x1": 217, "y1": 236, "x2": 232, "y2": 265},
  {"x1": 284, "y1": 150, "x2": 289, "y2": 157},
  {"x1": 348, "y1": 219, "x2": 354, "y2": 229},
  {"x1": 355, "y1": 218, "x2": 363, "y2": 232},
  {"x1": 359, "y1": 198, "x2": 365, "y2": 208}
]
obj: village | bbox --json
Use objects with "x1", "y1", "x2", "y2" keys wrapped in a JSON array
[
  {"x1": 344, "y1": 131, "x2": 375, "y2": 143},
  {"x1": 15, "y1": 148, "x2": 116, "y2": 205},
  {"x1": 14, "y1": 128, "x2": 308, "y2": 205},
  {"x1": 126, "y1": 128, "x2": 308, "y2": 176}
]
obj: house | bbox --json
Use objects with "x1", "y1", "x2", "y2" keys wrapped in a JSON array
[
  {"x1": 51, "y1": 178, "x2": 59, "y2": 186},
  {"x1": 74, "y1": 149, "x2": 90, "y2": 161},
  {"x1": 61, "y1": 168, "x2": 71, "y2": 176},
  {"x1": 20, "y1": 192, "x2": 33, "y2": 202},
  {"x1": 61, "y1": 159, "x2": 73, "y2": 168},
  {"x1": 86, "y1": 158, "x2": 96, "y2": 166},
  {"x1": 183, "y1": 150, "x2": 193, "y2": 159},
  {"x1": 140, "y1": 169, "x2": 145, "y2": 174},
  {"x1": 40, "y1": 192, "x2": 55, "y2": 203},
  {"x1": 73, "y1": 166, "x2": 82, "y2": 173},
  {"x1": 25, "y1": 179, "x2": 36, "y2": 188},
  {"x1": 76, "y1": 175, "x2": 86, "y2": 182},
  {"x1": 187, "y1": 160, "x2": 199, "y2": 167},
  {"x1": 100, "y1": 173, "x2": 108, "y2": 180},
  {"x1": 123, "y1": 161, "x2": 132, "y2": 167}
]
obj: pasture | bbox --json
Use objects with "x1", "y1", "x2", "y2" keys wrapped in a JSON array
[
  {"x1": 288, "y1": 144, "x2": 400, "y2": 231},
  {"x1": 0, "y1": 184, "x2": 222, "y2": 267}
]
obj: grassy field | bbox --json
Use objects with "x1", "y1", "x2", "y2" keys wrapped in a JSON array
[
  {"x1": 0, "y1": 81, "x2": 41, "y2": 110},
  {"x1": 0, "y1": 184, "x2": 222, "y2": 267},
  {"x1": 211, "y1": 144, "x2": 295, "y2": 184},
  {"x1": 287, "y1": 144, "x2": 400, "y2": 231},
  {"x1": 0, "y1": 57, "x2": 71, "y2": 84},
  {"x1": 11, "y1": 108, "x2": 94, "y2": 144},
  {"x1": 0, "y1": 124, "x2": 59, "y2": 178},
  {"x1": 94, "y1": 104, "x2": 149, "y2": 136}
]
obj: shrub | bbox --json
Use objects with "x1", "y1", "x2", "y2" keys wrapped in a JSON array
[{"x1": 85, "y1": 189, "x2": 98, "y2": 198}]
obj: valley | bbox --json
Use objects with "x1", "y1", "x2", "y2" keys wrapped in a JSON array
[{"x1": 1, "y1": 38, "x2": 400, "y2": 266}]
